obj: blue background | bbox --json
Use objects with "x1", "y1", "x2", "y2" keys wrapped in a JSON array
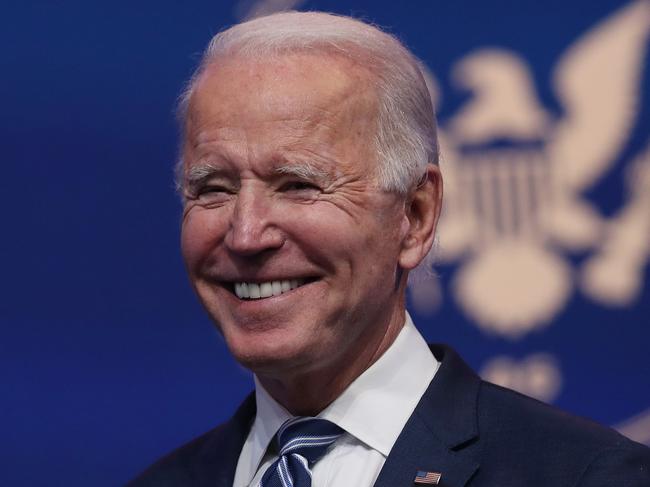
[{"x1": 2, "y1": 1, "x2": 648, "y2": 485}]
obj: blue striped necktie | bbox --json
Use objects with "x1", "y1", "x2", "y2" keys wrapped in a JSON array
[{"x1": 259, "y1": 417, "x2": 344, "y2": 487}]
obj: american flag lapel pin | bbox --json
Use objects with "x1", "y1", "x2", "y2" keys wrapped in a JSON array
[{"x1": 414, "y1": 470, "x2": 442, "y2": 485}]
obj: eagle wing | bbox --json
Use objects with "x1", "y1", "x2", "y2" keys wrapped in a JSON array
[{"x1": 549, "y1": 0, "x2": 650, "y2": 192}]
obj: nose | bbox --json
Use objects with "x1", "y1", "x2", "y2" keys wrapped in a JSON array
[{"x1": 225, "y1": 186, "x2": 285, "y2": 256}]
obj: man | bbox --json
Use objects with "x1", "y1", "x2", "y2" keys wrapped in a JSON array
[{"x1": 128, "y1": 11, "x2": 650, "y2": 487}]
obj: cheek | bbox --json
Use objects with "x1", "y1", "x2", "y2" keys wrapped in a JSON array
[
  {"x1": 180, "y1": 209, "x2": 228, "y2": 268},
  {"x1": 356, "y1": 214, "x2": 405, "y2": 279},
  {"x1": 287, "y1": 205, "x2": 400, "y2": 274},
  {"x1": 285, "y1": 208, "x2": 359, "y2": 258}
]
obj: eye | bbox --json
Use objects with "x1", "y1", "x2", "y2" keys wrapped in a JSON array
[
  {"x1": 189, "y1": 184, "x2": 235, "y2": 205},
  {"x1": 199, "y1": 184, "x2": 230, "y2": 195},
  {"x1": 280, "y1": 181, "x2": 321, "y2": 193}
]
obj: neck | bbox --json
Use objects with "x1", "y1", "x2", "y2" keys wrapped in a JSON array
[{"x1": 257, "y1": 304, "x2": 406, "y2": 416}]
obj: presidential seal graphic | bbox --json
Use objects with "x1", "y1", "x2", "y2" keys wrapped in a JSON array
[
  {"x1": 410, "y1": 0, "x2": 650, "y2": 339},
  {"x1": 407, "y1": 0, "x2": 650, "y2": 442}
]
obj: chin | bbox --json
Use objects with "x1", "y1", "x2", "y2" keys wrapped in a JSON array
[{"x1": 225, "y1": 330, "x2": 326, "y2": 378}]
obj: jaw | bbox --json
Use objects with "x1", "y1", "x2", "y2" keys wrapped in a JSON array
[
  {"x1": 252, "y1": 298, "x2": 409, "y2": 415},
  {"x1": 191, "y1": 263, "x2": 408, "y2": 414}
]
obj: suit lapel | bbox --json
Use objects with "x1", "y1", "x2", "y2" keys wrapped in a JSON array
[
  {"x1": 373, "y1": 345, "x2": 481, "y2": 487},
  {"x1": 198, "y1": 393, "x2": 256, "y2": 487}
]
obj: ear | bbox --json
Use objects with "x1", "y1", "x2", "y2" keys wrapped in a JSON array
[{"x1": 398, "y1": 164, "x2": 443, "y2": 270}]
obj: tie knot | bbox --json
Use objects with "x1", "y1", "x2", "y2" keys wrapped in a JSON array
[{"x1": 275, "y1": 417, "x2": 344, "y2": 464}]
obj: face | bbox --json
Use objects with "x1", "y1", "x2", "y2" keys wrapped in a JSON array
[{"x1": 180, "y1": 53, "x2": 414, "y2": 379}]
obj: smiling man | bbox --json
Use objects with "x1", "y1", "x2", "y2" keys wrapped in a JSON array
[
  {"x1": 179, "y1": 45, "x2": 436, "y2": 417},
  {"x1": 128, "y1": 11, "x2": 649, "y2": 487}
]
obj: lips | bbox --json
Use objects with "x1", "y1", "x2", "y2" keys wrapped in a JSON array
[{"x1": 233, "y1": 278, "x2": 307, "y2": 299}]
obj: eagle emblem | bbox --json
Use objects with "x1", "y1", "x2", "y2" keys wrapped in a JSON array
[{"x1": 410, "y1": 0, "x2": 650, "y2": 338}]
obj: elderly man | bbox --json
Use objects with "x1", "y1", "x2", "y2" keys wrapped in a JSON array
[{"x1": 128, "y1": 11, "x2": 650, "y2": 487}]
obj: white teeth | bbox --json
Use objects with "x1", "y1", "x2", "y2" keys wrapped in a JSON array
[
  {"x1": 233, "y1": 279, "x2": 306, "y2": 299},
  {"x1": 260, "y1": 282, "x2": 273, "y2": 298},
  {"x1": 272, "y1": 281, "x2": 283, "y2": 296},
  {"x1": 248, "y1": 283, "x2": 261, "y2": 299},
  {"x1": 239, "y1": 282, "x2": 249, "y2": 299},
  {"x1": 235, "y1": 283, "x2": 247, "y2": 298}
]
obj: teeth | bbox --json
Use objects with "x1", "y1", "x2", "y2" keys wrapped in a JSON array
[
  {"x1": 260, "y1": 282, "x2": 273, "y2": 298},
  {"x1": 234, "y1": 282, "x2": 249, "y2": 299},
  {"x1": 234, "y1": 279, "x2": 305, "y2": 299},
  {"x1": 272, "y1": 281, "x2": 282, "y2": 296},
  {"x1": 249, "y1": 283, "x2": 261, "y2": 299}
]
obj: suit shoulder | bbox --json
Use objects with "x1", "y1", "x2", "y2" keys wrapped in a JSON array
[
  {"x1": 478, "y1": 379, "x2": 649, "y2": 457},
  {"x1": 125, "y1": 393, "x2": 256, "y2": 487},
  {"x1": 576, "y1": 442, "x2": 650, "y2": 485},
  {"x1": 125, "y1": 424, "x2": 228, "y2": 487},
  {"x1": 473, "y1": 381, "x2": 650, "y2": 485}
]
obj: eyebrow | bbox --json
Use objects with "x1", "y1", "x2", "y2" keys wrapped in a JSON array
[
  {"x1": 181, "y1": 162, "x2": 229, "y2": 198},
  {"x1": 182, "y1": 158, "x2": 338, "y2": 195},
  {"x1": 185, "y1": 162, "x2": 224, "y2": 186},
  {"x1": 274, "y1": 161, "x2": 334, "y2": 183}
]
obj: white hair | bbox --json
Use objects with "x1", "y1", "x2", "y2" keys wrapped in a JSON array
[{"x1": 176, "y1": 10, "x2": 439, "y2": 194}]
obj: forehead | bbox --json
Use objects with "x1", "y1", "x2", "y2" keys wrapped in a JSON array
[
  {"x1": 190, "y1": 51, "x2": 376, "y2": 121},
  {"x1": 184, "y1": 52, "x2": 379, "y2": 170}
]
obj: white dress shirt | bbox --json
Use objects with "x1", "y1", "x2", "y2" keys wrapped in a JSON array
[{"x1": 233, "y1": 313, "x2": 439, "y2": 487}]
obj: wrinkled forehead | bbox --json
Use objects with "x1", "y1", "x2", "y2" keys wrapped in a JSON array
[{"x1": 185, "y1": 51, "x2": 380, "y2": 137}]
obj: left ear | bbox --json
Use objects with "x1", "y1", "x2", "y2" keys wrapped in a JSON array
[{"x1": 398, "y1": 164, "x2": 443, "y2": 270}]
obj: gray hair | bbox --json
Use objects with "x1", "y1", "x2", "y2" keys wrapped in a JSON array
[{"x1": 176, "y1": 10, "x2": 438, "y2": 194}]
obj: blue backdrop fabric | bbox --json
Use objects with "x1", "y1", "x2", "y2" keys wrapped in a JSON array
[{"x1": 2, "y1": 1, "x2": 648, "y2": 486}]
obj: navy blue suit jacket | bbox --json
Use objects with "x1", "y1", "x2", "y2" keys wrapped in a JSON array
[{"x1": 127, "y1": 345, "x2": 650, "y2": 486}]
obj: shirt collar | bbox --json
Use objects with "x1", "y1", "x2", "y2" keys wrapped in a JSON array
[
  {"x1": 242, "y1": 312, "x2": 439, "y2": 481},
  {"x1": 237, "y1": 375, "x2": 293, "y2": 483},
  {"x1": 318, "y1": 312, "x2": 438, "y2": 456}
]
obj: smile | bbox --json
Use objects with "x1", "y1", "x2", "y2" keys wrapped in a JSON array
[{"x1": 233, "y1": 279, "x2": 308, "y2": 300}]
